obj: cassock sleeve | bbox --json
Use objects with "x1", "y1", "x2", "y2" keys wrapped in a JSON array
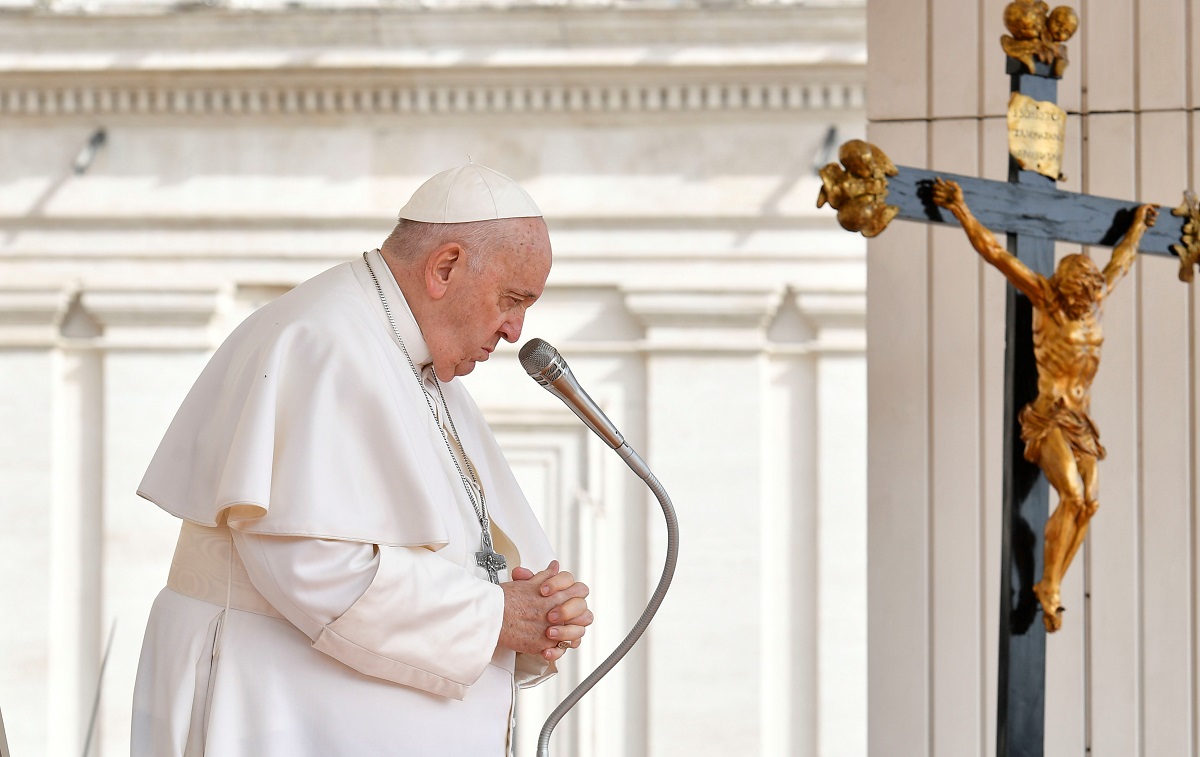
[
  {"x1": 230, "y1": 529, "x2": 504, "y2": 701},
  {"x1": 515, "y1": 647, "x2": 556, "y2": 689}
]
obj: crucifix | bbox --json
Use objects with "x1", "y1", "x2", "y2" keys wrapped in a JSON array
[
  {"x1": 817, "y1": 2, "x2": 1200, "y2": 755},
  {"x1": 476, "y1": 538, "x2": 508, "y2": 584}
]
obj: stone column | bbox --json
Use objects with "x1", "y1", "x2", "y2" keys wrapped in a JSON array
[
  {"x1": 48, "y1": 291, "x2": 104, "y2": 757},
  {"x1": 0, "y1": 288, "x2": 70, "y2": 757},
  {"x1": 0, "y1": 285, "x2": 222, "y2": 757},
  {"x1": 800, "y1": 292, "x2": 867, "y2": 757},
  {"x1": 624, "y1": 288, "x2": 791, "y2": 756},
  {"x1": 84, "y1": 288, "x2": 223, "y2": 757}
]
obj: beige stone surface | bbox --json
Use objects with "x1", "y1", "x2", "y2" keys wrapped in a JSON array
[{"x1": 867, "y1": 1, "x2": 1200, "y2": 755}]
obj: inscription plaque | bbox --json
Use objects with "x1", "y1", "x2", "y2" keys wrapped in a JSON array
[{"x1": 1007, "y1": 92, "x2": 1066, "y2": 181}]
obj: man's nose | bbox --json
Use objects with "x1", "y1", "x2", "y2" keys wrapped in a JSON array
[{"x1": 499, "y1": 313, "x2": 523, "y2": 343}]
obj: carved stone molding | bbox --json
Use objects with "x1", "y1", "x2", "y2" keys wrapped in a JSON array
[
  {"x1": 617, "y1": 287, "x2": 864, "y2": 354},
  {"x1": 791, "y1": 291, "x2": 866, "y2": 352},
  {"x1": 1, "y1": 5, "x2": 865, "y2": 119},
  {"x1": 0, "y1": 286, "x2": 224, "y2": 348},
  {"x1": 81, "y1": 288, "x2": 222, "y2": 332},
  {"x1": 0, "y1": 6, "x2": 865, "y2": 54},
  {"x1": 0, "y1": 80, "x2": 865, "y2": 119},
  {"x1": 622, "y1": 288, "x2": 784, "y2": 349},
  {"x1": 0, "y1": 287, "x2": 71, "y2": 345}
]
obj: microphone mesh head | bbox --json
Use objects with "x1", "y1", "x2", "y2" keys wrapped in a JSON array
[{"x1": 519, "y1": 338, "x2": 559, "y2": 375}]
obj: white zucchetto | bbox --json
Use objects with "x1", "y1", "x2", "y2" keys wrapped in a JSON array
[{"x1": 397, "y1": 163, "x2": 543, "y2": 224}]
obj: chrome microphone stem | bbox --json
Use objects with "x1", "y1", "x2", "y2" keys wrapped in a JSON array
[
  {"x1": 520, "y1": 338, "x2": 679, "y2": 757},
  {"x1": 536, "y1": 442, "x2": 679, "y2": 757}
]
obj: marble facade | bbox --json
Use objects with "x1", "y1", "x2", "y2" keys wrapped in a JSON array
[{"x1": 0, "y1": 3, "x2": 866, "y2": 755}]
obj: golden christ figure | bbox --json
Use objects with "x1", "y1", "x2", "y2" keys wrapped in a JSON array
[{"x1": 931, "y1": 178, "x2": 1157, "y2": 632}]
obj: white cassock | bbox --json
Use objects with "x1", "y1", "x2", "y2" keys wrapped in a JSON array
[{"x1": 131, "y1": 249, "x2": 557, "y2": 757}]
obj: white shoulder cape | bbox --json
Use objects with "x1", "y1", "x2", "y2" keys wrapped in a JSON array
[{"x1": 138, "y1": 253, "x2": 554, "y2": 566}]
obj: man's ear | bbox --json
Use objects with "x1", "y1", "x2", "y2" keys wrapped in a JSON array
[{"x1": 425, "y1": 242, "x2": 463, "y2": 300}]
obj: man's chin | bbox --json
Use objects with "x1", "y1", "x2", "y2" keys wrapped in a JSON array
[{"x1": 454, "y1": 361, "x2": 478, "y2": 377}]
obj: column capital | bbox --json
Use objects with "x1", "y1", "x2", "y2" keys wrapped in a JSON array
[
  {"x1": 621, "y1": 288, "x2": 783, "y2": 350},
  {"x1": 790, "y1": 291, "x2": 866, "y2": 352},
  {"x1": 0, "y1": 286, "x2": 224, "y2": 349},
  {"x1": 0, "y1": 288, "x2": 71, "y2": 346}
]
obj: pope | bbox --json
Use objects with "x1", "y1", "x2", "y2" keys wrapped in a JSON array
[{"x1": 131, "y1": 163, "x2": 593, "y2": 756}]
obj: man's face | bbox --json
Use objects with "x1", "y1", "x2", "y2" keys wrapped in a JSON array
[
  {"x1": 426, "y1": 218, "x2": 552, "y2": 382},
  {"x1": 1055, "y1": 254, "x2": 1101, "y2": 318}
]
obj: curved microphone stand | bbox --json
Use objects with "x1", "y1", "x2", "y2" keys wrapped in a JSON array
[{"x1": 518, "y1": 338, "x2": 680, "y2": 757}]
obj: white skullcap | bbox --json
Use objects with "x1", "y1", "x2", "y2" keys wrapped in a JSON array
[{"x1": 397, "y1": 163, "x2": 542, "y2": 223}]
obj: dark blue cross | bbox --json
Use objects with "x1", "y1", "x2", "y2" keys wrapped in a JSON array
[{"x1": 826, "y1": 57, "x2": 1193, "y2": 757}]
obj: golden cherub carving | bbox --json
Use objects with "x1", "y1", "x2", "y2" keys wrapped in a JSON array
[
  {"x1": 816, "y1": 139, "x2": 899, "y2": 238},
  {"x1": 1001, "y1": 0, "x2": 1079, "y2": 78},
  {"x1": 1171, "y1": 190, "x2": 1200, "y2": 282},
  {"x1": 932, "y1": 177, "x2": 1157, "y2": 632}
]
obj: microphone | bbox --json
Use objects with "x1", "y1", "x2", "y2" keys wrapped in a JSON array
[
  {"x1": 518, "y1": 338, "x2": 625, "y2": 450},
  {"x1": 518, "y1": 337, "x2": 679, "y2": 757}
]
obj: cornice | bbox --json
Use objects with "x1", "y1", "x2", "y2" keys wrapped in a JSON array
[
  {"x1": 0, "y1": 285, "x2": 224, "y2": 348},
  {"x1": 622, "y1": 288, "x2": 782, "y2": 349},
  {"x1": 618, "y1": 287, "x2": 865, "y2": 353},
  {"x1": 0, "y1": 6, "x2": 865, "y2": 50},
  {"x1": 0, "y1": 5, "x2": 864, "y2": 118},
  {"x1": 0, "y1": 283, "x2": 865, "y2": 353},
  {"x1": 0, "y1": 78, "x2": 865, "y2": 118},
  {"x1": 623, "y1": 289, "x2": 782, "y2": 329},
  {"x1": 0, "y1": 287, "x2": 71, "y2": 345}
]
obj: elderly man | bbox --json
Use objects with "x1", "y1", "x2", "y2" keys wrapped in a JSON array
[{"x1": 131, "y1": 164, "x2": 592, "y2": 755}]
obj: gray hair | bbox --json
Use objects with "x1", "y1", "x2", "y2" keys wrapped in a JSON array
[{"x1": 381, "y1": 218, "x2": 520, "y2": 272}]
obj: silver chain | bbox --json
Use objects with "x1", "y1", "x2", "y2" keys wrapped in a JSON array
[{"x1": 361, "y1": 252, "x2": 498, "y2": 567}]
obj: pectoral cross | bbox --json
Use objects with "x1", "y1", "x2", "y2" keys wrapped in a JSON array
[{"x1": 476, "y1": 537, "x2": 507, "y2": 585}]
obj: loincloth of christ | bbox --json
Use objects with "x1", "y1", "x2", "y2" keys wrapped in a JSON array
[{"x1": 1018, "y1": 397, "x2": 1107, "y2": 463}]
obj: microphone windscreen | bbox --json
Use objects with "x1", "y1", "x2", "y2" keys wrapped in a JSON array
[{"x1": 519, "y1": 338, "x2": 559, "y2": 375}]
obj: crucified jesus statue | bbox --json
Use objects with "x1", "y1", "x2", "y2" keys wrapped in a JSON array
[{"x1": 931, "y1": 178, "x2": 1157, "y2": 632}]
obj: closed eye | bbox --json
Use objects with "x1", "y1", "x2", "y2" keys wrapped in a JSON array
[{"x1": 505, "y1": 290, "x2": 538, "y2": 308}]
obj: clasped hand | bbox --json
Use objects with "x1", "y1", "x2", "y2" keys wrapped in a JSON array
[{"x1": 499, "y1": 560, "x2": 592, "y2": 662}]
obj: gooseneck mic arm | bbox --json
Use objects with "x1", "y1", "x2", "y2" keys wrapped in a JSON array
[{"x1": 518, "y1": 338, "x2": 680, "y2": 757}]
